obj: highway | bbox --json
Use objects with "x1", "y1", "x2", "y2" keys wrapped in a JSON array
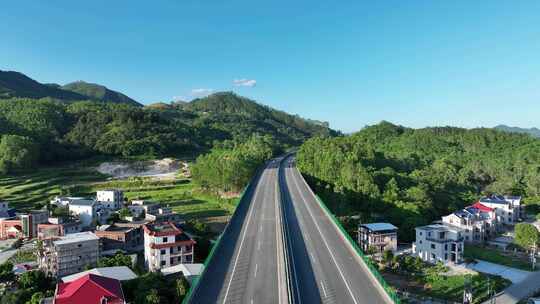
[
  {"x1": 189, "y1": 156, "x2": 391, "y2": 304},
  {"x1": 189, "y1": 159, "x2": 288, "y2": 304},
  {"x1": 280, "y1": 156, "x2": 391, "y2": 304}
]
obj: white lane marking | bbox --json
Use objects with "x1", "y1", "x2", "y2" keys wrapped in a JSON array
[
  {"x1": 290, "y1": 169, "x2": 359, "y2": 304},
  {"x1": 321, "y1": 281, "x2": 328, "y2": 298},
  {"x1": 255, "y1": 263, "x2": 258, "y2": 277},
  {"x1": 222, "y1": 169, "x2": 266, "y2": 304},
  {"x1": 258, "y1": 240, "x2": 261, "y2": 251}
]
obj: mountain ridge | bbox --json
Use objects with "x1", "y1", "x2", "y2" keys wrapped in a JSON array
[
  {"x1": 494, "y1": 124, "x2": 540, "y2": 138},
  {"x1": 0, "y1": 70, "x2": 141, "y2": 106}
]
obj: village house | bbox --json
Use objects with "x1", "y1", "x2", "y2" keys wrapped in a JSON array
[
  {"x1": 20, "y1": 209, "x2": 49, "y2": 239},
  {"x1": 53, "y1": 273, "x2": 126, "y2": 304},
  {"x1": 479, "y1": 194, "x2": 521, "y2": 225},
  {"x1": 413, "y1": 224, "x2": 464, "y2": 265},
  {"x1": 0, "y1": 218, "x2": 23, "y2": 239},
  {"x1": 358, "y1": 222, "x2": 398, "y2": 254},
  {"x1": 442, "y1": 202, "x2": 498, "y2": 243},
  {"x1": 39, "y1": 231, "x2": 100, "y2": 278},
  {"x1": 95, "y1": 223, "x2": 143, "y2": 253},
  {"x1": 37, "y1": 218, "x2": 83, "y2": 240},
  {"x1": 97, "y1": 189, "x2": 124, "y2": 210},
  {"x1": 143, "y1": 222, "x2": 195, "y2": 272}
]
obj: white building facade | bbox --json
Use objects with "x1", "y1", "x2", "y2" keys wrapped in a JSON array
[
  {"x1": 97, "y1": 190, "x2": 124, "y2": 210},
  {"x1": 143, "y1": 222, "x2": 195, "y2": 272},
  {"x1": 413, "y1": 224, "x2": 464, "y2": 265},
  {"x1": 479, "y1": 195, "x2": 521, "y2": 225}
]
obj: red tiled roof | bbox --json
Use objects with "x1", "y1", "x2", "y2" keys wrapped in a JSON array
[
  {"x1": 471, "y1": 202, "x2": 494, "y2": 212},
  {"x1": 55, "y1": 273, "x2": 124, "y2": 304}
]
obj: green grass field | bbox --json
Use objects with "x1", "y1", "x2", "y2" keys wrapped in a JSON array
[
  {"x1": 0, "y1": 165, "x2": 236, "y2": 220},
  {"x1": 464, "y1": 245, "x2": 532, "y2": 271}
]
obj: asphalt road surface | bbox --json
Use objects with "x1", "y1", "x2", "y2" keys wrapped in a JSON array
[
  {"x1": 189, "y1": 159, "x2": 288, "y2": 304},
  {"x1": 280, "y1": 156, "x2": 391, "y2": 304}
]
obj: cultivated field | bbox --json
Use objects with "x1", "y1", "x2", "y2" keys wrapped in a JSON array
[{"x1": 0, "y1": 164, "x2": 236, "y2": 221}]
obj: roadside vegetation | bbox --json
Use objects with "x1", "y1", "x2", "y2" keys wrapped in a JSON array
[
  {"x1": 297, "y1": 121, "x2": 540, "y2": 241},
  {"x1": 379, "y1": 253, "x2": 510, "y2": 303}
]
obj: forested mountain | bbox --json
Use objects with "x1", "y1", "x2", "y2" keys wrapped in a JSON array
[
  {"x1": 0, "y1": 93, "x2": 334, "y2": 174},
  {"x1": 0, "y1": 70, "x2": 87, "y2": 100},
  {"x1": 181, "y1": 92, "x2": 336, "y2": 143},
  {"x1": 0, "y1": 70, "x2": 141, "y2": 106},
  {"x1": 495, "y1": 124, "x2": 540, "y2": 138},
  {"x1": 62, "y1": 81, "x2": 142, "y2": 107},
  {"x1": 297, "y1": 122, "x2": 540, "y2": 241}
]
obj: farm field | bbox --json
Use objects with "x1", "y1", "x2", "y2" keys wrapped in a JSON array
[{"x1": 0, "y1": 164, "x2": 236, "y2": 221}]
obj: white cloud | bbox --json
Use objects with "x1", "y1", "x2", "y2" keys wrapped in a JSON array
[
  {"x1": 190, "y1": 88, "x2": 214, "y2": 98},
  {"x1": 233, "y1": 78, "x2": 257, "y2": 87}
]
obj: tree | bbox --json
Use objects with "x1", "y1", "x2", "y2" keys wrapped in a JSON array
[
  {"x1": 28, "y1": 292, "x2": 44, "y2": 304},
  {"x1": 18, "y1": 270, "x2": 53, "y2": 291},
  {"x1": 119, "y1": 207, "x2": 131, "y2": 219},
  {"x1": 175, "y1": 276, "x2": 190, "y2": 300},
  {"x1": 107, "y1": 212, "x2": 120, "y2": 224},
  {"x1": 514, "y1": 223, "x2": 539, "y2": 250},
  {"x1": 145, "y1": 289, "x2": 160, "y2": 304},
  {"x1": 97, "y1": 252, "x2": 133, "y2": 268},
  {"x1": 381, "y1": 249, "x2": 394, "y2": 266},
  {"x1": 0, "y1": 134, "x2": 39, "y2": 174},
  {"x1": 0, "y1": 261, "x2": 14, "y2": 282}
]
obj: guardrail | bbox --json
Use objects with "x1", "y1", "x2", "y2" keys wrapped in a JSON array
[
  {"x1": 305, "y1": 185, "x2": 401, "y2": 303},
  {"x1": 182, "y1": 170, "x2": 259, "y2": 304}
]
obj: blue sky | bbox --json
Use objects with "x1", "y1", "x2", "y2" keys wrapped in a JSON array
[{"x1": 1, "y1": 1, "x2": 539, "y2": 132}]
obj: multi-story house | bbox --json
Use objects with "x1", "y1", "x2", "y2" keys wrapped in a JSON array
[
  {"x1": 143, "y1": 222, "x2": 195, "y2": 272},
  {"x1": 0, "y1": 218, "x2": 23, "y2": 239},
  {"x1": 413, "y1": 224, "x2": 464, "y2": 265},
  {"x1": 20, "y1": 210, "x2": 49, "y2": 239},
  {"x1": 38, "y1": 231, "x2": 100, "y2": 278},
  {"x1": 95, "y1": 223, "x2": 143, "y2": 253},
  {"x1": 0, "y1": 202, "x2": 16, "y2": 219},
  {"x1": 97, "y1": 190, "x2": 124, "y2": 210},
  {"x1": 68, "y1": 199, "x2": 98, "y2": 227},
  {"x1": 442, "y1": 202, "x2": 498, "y2": 243},
  {"x1": 37, "y1": 218, "x2": 83, "y2": 240},
  {"x1": 358, "y1": 222, "x2": 398, "y2": 254},
  {"x1": 479, "y1": 195, "x2": 522, "y2": 225}
]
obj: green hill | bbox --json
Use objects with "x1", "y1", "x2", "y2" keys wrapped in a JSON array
[
  {"x1": 0, "y1": 70, "x2": 141, "y2": 106},
  {"x1": 183, "y1": 92, "x2": 336, "y2": 142},
  {"x1": 0, "y1": 70, "x2": 87, "y2": 100},
  {"x1": 494, "y1": 124, "x2": 540, "y2": 138},
  {"x1": 62, "y1": 81, "x2": 142, "y2": 107}
]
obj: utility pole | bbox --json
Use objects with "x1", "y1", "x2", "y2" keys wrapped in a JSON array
[
  {"x1": 531, "y1": 245, "x2": 537, "y2": 271},
  {"x1": 463, "y1": 274, "x2": 472, "y2": 304}
]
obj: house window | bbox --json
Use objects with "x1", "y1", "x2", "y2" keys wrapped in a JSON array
[
  {"x1": 431, "y1": 243, "x2": 435, "y2": 249},
  {"x1": 163, "y1": 237, "x2": 168, "y2": 242},
  {"x1": 419, "y1": 240, "x2": 423, "y2": 244},
  {"x1": 419, "y1": 232, "x2": 423, "y2": 236},
  {"x1": 444, "y1": 244, "x2": 448, "y2": 251},
  {"x1": 445, "y1": 254, "x2": 448, "y2": 260},
  {"x1": 431, "y1": 253, "x2": 436, "y2": 259},
  {"x1": 160, "y1": 249, "x2": 166, "y2": 255},
  {"x1": 161, "y1": 261, "x2": 166, "y2": 266}
]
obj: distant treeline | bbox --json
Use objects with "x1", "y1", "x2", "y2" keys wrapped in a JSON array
[
  {"x1": 0, "y1": 92, "x2": 334, "y2": 174},
  {"x1": 297, "y1": 121, "x2": 540, "y2": 241},
  {"x1": 192, "y1": 134, "x2": 278, "y2": 193}
]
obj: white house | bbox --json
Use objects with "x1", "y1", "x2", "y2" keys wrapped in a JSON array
[
  {"x1": 479, "y1": 195, "x2": 521, "y2": 225},
  {"x1": 143, "y1": 222, "x2": 195, "y2": 272},
  {"x1": 442, "y1": 202, "x2": 498, "y2": 243},
  {"x1": 97, "y1": 190, "x2": 124, "y2": 210},
  {"x1": 68, "y1": 200, "x2": 99, "y2": 227},
  {"x1": 413, "y1": 224, "x2": 464, "y2": 265}
]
